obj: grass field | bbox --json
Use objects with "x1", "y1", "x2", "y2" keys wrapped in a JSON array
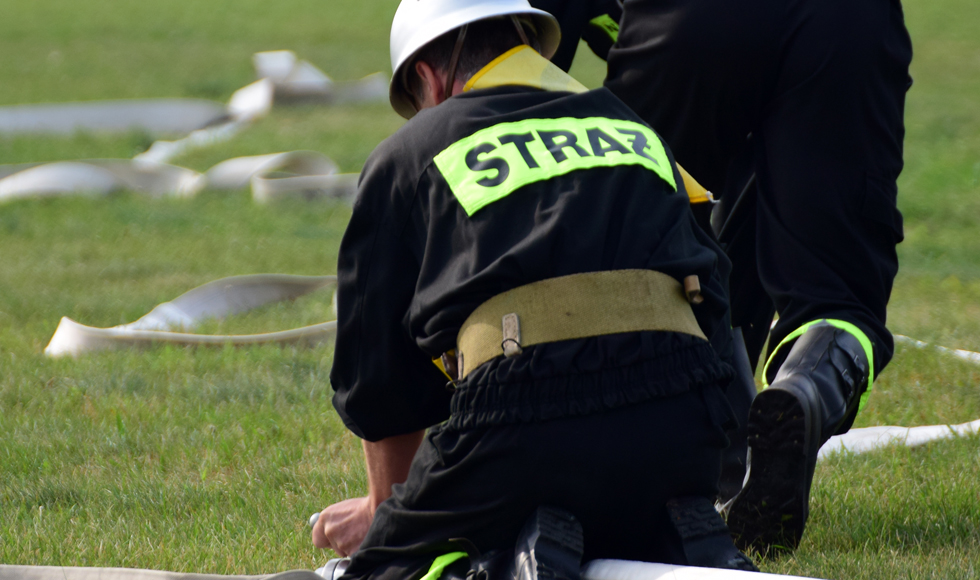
[{"x1": 1, "y1": 0, "x2": 979, "y2": 577}]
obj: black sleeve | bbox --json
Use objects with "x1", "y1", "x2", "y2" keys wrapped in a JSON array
[
  {"x1": 330, "y1": 155, "x2": 453, "y2": 442},
  {"x1": 529, "y1": 0, "x2": 622, "y2": 71},
  {"x1": 668, "y1": 159, "x2": 735, "y2": 364}
]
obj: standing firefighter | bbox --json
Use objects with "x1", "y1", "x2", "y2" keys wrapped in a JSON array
[
  {"x1": 312, "y1": 0, "x2": 756, "y2": 577},
  {"x1": 528, "y1": 0, "x2": 913, "y2": 555}
]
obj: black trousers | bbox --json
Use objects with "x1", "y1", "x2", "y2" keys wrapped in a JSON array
[
  {"x1": 342, "y1": 388, "x2": 731, "y2": 580},
  {"x1": 605, "y1": 0, "x2": 913, "y2": 375}
]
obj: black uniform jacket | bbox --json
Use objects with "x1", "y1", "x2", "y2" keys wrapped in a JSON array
[{"x1": 331, "y1": 85, "x2": 732, "y2": 442}]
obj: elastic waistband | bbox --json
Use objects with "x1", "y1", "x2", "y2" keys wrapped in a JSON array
[{"x1": 447, "y1": 334, "x2": 732, "y2": 431}]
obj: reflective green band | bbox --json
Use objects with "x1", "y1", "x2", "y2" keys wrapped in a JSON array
[
  {"x1": 589, "y1": 14, "x2": 620, "y2": 43},
  {"x1": 762, "y1": 319, "x2": 875, "y2": 411},
  {"x1": 420, "y1": 552, "x2": 468, "y2": 580},
  {"x1": 434, "y1": 117, "x2": 676, "y2": 216}
]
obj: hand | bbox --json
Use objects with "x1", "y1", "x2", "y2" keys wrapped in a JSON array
[{"x1": 311, "y1": 496, "x2": 375, "y2": 556}]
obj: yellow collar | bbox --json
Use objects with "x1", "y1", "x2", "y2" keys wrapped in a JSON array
[
  {"x1": 461, "y1": 46, "x2": 714, "y2": 207},
  {"x1": 463, "y1": 45, "x2": 589, "y2": 94}
]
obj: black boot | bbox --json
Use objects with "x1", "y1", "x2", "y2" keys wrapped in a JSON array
[
  {"x1": 460, "y1": 508, "x2": 583, "y2": 580},
  {"x1": 511, "y1": 506, "x2": 584, "y2": 580},
  {"x1": 726, "y1": 321, "x2": 870, "y2": 555},
  {"x1": 666, "y1": 497, "x2": 758, "y2": 571}
]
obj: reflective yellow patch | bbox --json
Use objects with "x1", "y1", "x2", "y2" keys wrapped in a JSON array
[{"x1": 434, "y1": 116, "x2": 676, "y2": 216}]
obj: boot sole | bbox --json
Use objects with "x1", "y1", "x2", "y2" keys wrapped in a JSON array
[
  {"x1": 726, "y1": 388, "x2": 815, "y2": 556},
  {"x1": 518, "y1": 507, "x2": 584, "y2": 580}
]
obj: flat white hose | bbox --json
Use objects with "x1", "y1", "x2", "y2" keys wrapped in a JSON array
[
  {"x1": 0, "y1": 99, "x2": 229, "y2": 136},
  {"x1": 0, "y1": 50, "x2": 386, "y2": 140},
  {"x1": 0, "y1": 560, "x2": 820, "y2": 580},
  {"x1": 0, "y1": 50, "x2": 378, "y2": 204},
  {"x1": 894, "y1": 334, "x2": 980, "y2": 365},
  {"x1": 40, "y1": 276, "x2": 980, "y2": 460},
  {"x1": 819, "y1": 418, "x2": 980, "y2": 460},
  {"x1": 0, "y1": 151, "x2": 358, "y2": 204},
  {"x1": 816, "y1": 336, "x2": 980, "y2": 459},
  {"x1": 583, "y1": 559, "x2": 817, "y2": 580},
  {"x1": 8, "y1": 46, "x2": 978, "y2": 466},
  {"x1": 44, "y1": 274, "x2": 337, "y2": 357},
  {"x1": 0, "y1": 567, "x2": 319, "y2": 580}
]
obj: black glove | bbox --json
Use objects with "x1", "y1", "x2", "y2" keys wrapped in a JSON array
[{"x1": 581, "y1": 0, "x2": 623, "y2": 61}]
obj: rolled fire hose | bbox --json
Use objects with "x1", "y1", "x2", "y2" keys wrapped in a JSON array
[{"x1": 44, "y1": 274, "x2": 337, "y2": 358}]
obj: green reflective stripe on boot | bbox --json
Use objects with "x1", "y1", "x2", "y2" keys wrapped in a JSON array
[
  {"x1": 762, "y1": 319, "x2": 875, "y2": 410},
  {"x1": 420, "y1": 552, "x2": 468, "y2": 580}
]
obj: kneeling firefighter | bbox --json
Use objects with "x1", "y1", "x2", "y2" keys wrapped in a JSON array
[{"x1": 310, "y1": 0, "x2": 756, "y2": 577}]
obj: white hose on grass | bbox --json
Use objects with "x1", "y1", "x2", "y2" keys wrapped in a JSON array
[
  {"x1": 44, "y1": 274, "x2": 337, "y2": 357},
  {"x1": 819, "y1": 419, "x2": 980, "y2": 460},
  {"x1": 42, "y1": 271, "x2": 980, "y2": 464},
  {"x1": 0, "y1": 567, "x2": 319, "y2": 580},
  {"x1": 0, "y1": 50, "x2": 386, "y2": 141},
  {"x1": 0, "y1": 50, "x2": 384, "y2": 202},
  {"x1": 10, "y1": 45, "x2": 980, "y2": 468},
  {"x1": 0, "y1": 151, "x2": 359, "y2": 204},
  {"x1": 0, "y1": 560, "x2": 823, "y2": 580},
  {"x1": 894, "y1": 334, "x2": 980, "y2": 365},
  {"x1": 584, "y1": 559, "x2": 819, "y2": 580}
]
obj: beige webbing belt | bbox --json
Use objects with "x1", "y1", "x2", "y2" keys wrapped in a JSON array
[{"x1": 455, "y1": 270, "x2": 707, "y2": 379}]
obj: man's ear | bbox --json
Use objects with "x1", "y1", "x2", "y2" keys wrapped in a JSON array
[{"x1": 414, "y1": 60, "x2": 446, "y2": 110}]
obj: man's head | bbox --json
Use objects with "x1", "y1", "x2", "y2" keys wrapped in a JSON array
[{"x1": 388, "y1": 0, "x2": 561, "y2": 119}]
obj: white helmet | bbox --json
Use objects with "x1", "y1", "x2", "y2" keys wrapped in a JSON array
[{"x1": 389, "y1": 0, "x2": 561, "y2": 119}]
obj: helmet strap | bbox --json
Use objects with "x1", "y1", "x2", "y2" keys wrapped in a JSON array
[
  {"x1": 510, "y1": 15, "x2": 531, "y2": 47},
  {"x1": 444, "y1": 24, "x2": 469, "y2": 101}
]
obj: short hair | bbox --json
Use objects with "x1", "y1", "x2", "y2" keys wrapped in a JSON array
[{"x1": 404, "y1": 16, "x2": 541, "y2": 108}]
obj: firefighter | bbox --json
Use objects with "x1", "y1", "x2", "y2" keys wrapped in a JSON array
[
  {"x1": 310, "y1": 0, "x2": 756, "y2": 578},
  {"x1": 527, "y1": 0, "x2": 913, "y2": 554}
]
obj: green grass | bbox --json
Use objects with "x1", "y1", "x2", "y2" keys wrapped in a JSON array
[
  {"x1": 0, "y1": 192, "x2": 354, "y2": 572},
  {"x1": 771, "y1": 435, "x2": 980, "y2": 579},
  {"x1": 2, "y1": 0, "x2": 980, "y2": 577},
  {"x1": 1, "y1": 342, "x2": 356, "y2": 573}
]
